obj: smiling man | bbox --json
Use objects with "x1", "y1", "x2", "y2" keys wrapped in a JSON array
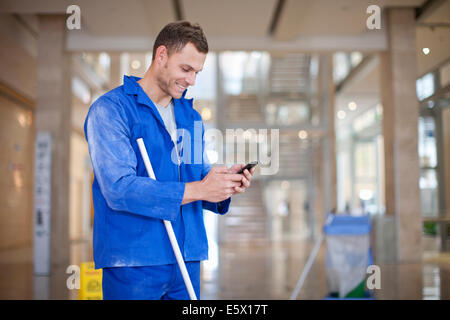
[{"x1": 84, "y1": 21, "x2": 255, "y2": 300}]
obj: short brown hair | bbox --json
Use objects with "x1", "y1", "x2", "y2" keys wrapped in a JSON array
[{"x1": 152, "y1": 21, "x2": 208, "y2": 60}]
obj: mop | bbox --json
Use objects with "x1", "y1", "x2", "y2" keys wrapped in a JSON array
[
  {"x1": 136, "y1": 138, "x2": 197, "y2": 300},
  {"x1": 290, "y1": 215, "x2": 333, "y2": 300},
  {"x1": 289, "y1": 234, "x2": 324, "y2": 300}
]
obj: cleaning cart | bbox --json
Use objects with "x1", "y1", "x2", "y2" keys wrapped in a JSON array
[{"x1": 323, "y1": 214, "x2": 374, "y2": 299}]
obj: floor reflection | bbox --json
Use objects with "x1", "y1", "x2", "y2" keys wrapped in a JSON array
[
  {"x1": 200, "y1": 239, "x2": 450, "y2": 300},
  {"x1": 0, "y1": 238, "x2": 449, "y2": 299}
]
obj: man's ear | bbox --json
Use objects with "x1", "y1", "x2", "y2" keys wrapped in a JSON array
[{"x1": 155, "y1": 45, "x2": 168, "y2": 64}]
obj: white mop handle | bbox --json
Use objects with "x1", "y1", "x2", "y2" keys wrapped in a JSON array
[
  {"x1": 136, "y1": 138, "x2": 197, "y2": 300},
  {"x1": 289, "y1": 233, "x2": 324, "y2": 300},
  {"x1": 289, "y1": 215, "x2": 333, "y2": 300}
]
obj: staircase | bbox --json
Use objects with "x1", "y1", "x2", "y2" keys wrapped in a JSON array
[
  {"x1": 269, "y1": 54, "x2": 311, "y2": 94},
  {"x1": 221, "y1": 180, "x2": 268, "y2": 244},
  {"x1": 217, "y1": 53, "x2": 319, "y2": 244},
  {"x1": 275, "y1": 132, "x2": 319, "y2": 179},
  {"x1": 225, "y1": 94, "x2": 265, "y2": 124}
]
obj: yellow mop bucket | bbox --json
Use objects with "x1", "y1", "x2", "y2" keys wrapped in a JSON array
[{"x1": 79, "y1": 262, "x2": 103, "y2": 300}]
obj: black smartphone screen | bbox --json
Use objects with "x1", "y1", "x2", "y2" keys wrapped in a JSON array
[{"x1": 237, "y1": 161, "x2": 258, "y2": 174}]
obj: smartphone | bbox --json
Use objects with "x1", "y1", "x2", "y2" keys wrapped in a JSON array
[{"x1": 237, "y1": 161, "x2": 258, "y2": 174}]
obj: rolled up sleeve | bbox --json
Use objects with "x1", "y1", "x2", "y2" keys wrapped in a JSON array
[{"x1": 85, "y1": 97, "x2": 185, "y2": 222}]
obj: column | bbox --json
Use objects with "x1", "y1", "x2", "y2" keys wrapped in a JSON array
[
  {"x1": 109, "y1": 52, "x2": 122, "y2": 89},
  {"x1": 36, "y1": 15, "x2": 71, "y2": 275},
  {"x1": 319, "y1": 54, "x2": 337, "y2": 216},
  {"x1": 379, "y1": 8, "x2": 423, "y2": 264}
]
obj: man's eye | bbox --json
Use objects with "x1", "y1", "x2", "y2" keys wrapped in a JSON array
[{"x1": 183, "y1": 68, "x2": 189, "y2": 72}]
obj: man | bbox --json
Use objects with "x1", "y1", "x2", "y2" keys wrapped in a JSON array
[{"x1": 84, "y1": 21, "x2": 255, "y2": 300}]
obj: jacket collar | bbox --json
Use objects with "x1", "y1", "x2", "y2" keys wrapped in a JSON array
[{"x1": 123, "y1": 75, "x2": 193, "y2": 129}]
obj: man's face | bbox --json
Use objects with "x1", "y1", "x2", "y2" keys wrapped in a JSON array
[{"x1": 156, "y1": 42, "x2": 206, "y2": 99}]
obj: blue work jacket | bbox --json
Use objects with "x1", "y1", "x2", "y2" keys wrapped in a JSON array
[{"x1": 84, "y1": 75, "x2": 231, "y2": 269}]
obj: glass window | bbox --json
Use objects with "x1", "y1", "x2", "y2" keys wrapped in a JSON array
[
  {"x1": 417, "y1": 117, "x2": 439, "y2": 217},
  {"x1": 418, "y1": 117, "x2": 437, "y2": 168},
  {"x1": 333, "y1": 52, "x2": 351, "y2": 83},
  {"x1": 420, "y1": 169, "x2": 439, "y2": 217},
  {"x1": 354, "y1": 142, "x2": 376, "y2": 214},
  {"x1": 219, "y1": 51, "x2": 270, "y2": 95},
  {"x1": 355, "y1": 142, "x2": 376, "y2": 180},
  {"x1": 416, "y1": 73, "x2": 435, "y2": 101},
  {"x1": 266, "y1": 101, "x2": 310, "y2": 126},
  {"x1": 353, "y1": 104, "x2": 382, "y2": 133},
  {"x1": 72, "y1": 76, "x2": 91, "y2": 104}
]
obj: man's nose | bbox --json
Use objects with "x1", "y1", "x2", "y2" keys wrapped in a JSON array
[{"x1": 186, "y1": 72, "x2": 196, "y2": 86}]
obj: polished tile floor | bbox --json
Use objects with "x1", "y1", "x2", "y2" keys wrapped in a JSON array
[
  {"x1": 200, "y1": 239, "x2": 450, "y2": 300},
  {"x1": 0, "y1": 237, "x2": 449, "y2": 300}
]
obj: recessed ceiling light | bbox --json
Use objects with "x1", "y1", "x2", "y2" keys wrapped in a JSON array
[
  {"x1": 422, "y1": 48, "x2": 430, "y2": 55},
  {"x1": 298, "y1": 130, "x2": 308, "y2": 140},
  {"x1": 348, "y1": 101, "x2": 357, "y2": 111},
  {"x1": 201, "y1": 107, "x2": 212, "y2": 121},
  {"x1": 337, "y1": 110, "x2": 346, "y2": 120},
  {"x1": 131, "y1": 60, "x2": 141, "y2": 70}
]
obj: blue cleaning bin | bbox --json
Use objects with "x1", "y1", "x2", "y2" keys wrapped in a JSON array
[
  {"x1": 323, "y1": 215, "x2": 371, "y2": 235},
  {"x1": 323, "y1": 214, "x2": 374, "y2": 299}
]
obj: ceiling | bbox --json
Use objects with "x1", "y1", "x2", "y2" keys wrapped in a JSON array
[
  {"x1": 0, "y1": 0, "x2": 433, "y2": 39},
  {"x1": 274, "y1": 0, "x2": 425, "y2": 39},
  {"x1": 1, "y1": 0, "x2": 448, "y2": 98},
  {"x1": 333, "y1": 0, "x2": 450, "y2": 119},
  {"x1": 1, "y1": 0, "x2": 447, "y2": 57}
]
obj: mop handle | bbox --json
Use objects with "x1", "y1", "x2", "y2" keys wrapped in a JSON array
[
  {"x1": 289, "y1": 215, "x2": 333, "y2": 300},
  {"x1": 289, "y1": 233, "x2": 324, "y2": 300},
  {"x1": 136, "y1": 138, "x2": 197, "y2": 300}
]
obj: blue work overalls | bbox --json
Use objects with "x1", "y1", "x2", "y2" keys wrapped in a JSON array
[{"x1": 84, "y1": 75, "x2": 231, "y2": 299}]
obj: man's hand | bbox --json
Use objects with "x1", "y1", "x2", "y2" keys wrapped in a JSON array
[
  {"x1": 227, "y1": 164, "x2": 256, "y2": 195},
  {"x1": 182, "y1": 165, "x2": 256, "y2": 205},
  {"x1": 182, "y1": 166, "x2": 243, "y2": 204},
  {"x1": 200, "y1": 166, "x2": 244, "y2": 202}
]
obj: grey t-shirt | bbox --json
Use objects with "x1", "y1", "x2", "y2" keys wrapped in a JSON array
[{"x1": 154, "y1": 99, "x2": 177, "y2": 145}]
